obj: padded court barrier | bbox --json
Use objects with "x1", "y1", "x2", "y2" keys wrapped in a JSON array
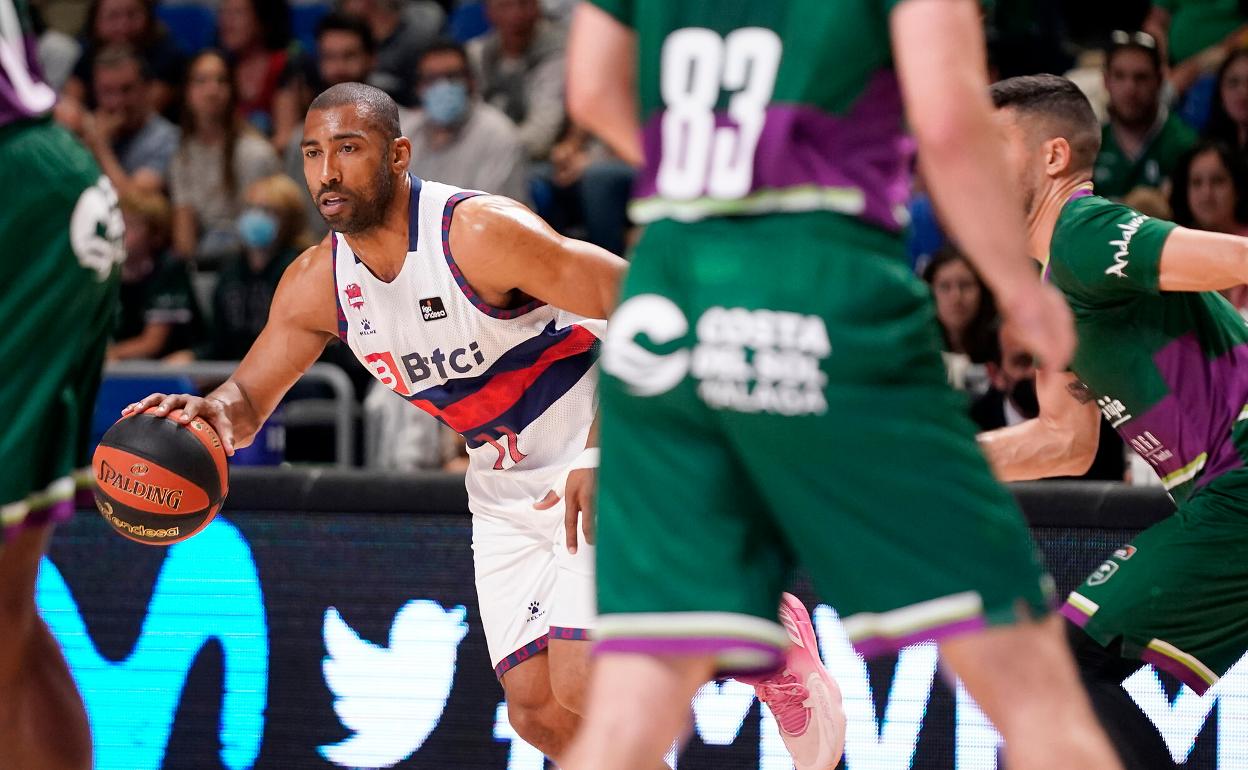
[{"x1": 44, "y1": 474, "x2": 1242, "y2": 770}]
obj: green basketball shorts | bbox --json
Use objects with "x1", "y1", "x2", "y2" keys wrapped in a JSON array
[
  {"x1": 0, "y1": 118, "x2": 122, "y2": 540},
  {"x1": 594, "y1": 213, "x2": 1054, "y2": 675}
]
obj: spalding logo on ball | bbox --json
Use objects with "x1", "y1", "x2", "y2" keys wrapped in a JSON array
[{"x1": 92, "y1": 407, "x2": 229, "y2": 545}]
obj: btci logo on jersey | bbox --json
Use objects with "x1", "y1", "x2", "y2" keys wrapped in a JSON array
[
  {"x1": 420, "y1": 297, "x2": 447, "y2": 322},
  {"x1": 365, "y1": 343, "x2": 486, "y2": 396}
]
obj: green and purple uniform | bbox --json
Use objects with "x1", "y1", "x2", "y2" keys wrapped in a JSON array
[
  {"x1": 1050, "y1": 190, "x2": 1248, "y2": 694},
  {"x1": 0, "y1": 0, "x2": 124, "y2": 539},
  {"x1": 590, "y1": 0, "x2": 1052, "y2": 675}
]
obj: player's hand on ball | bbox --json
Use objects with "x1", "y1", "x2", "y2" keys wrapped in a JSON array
[
  {"x1": 122, "y1": 394, "x2": 237, "y2": 455},
  {"x1": 534, "y1": 467, "x2": 596, "y2": 554},
  {"x1": 1001, "y1": 283, "x2": 1075, "y2": 372}
]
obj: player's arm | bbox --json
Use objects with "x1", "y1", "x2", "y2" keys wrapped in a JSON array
[
  {"x1": 449, "y1": 195, "x2": 629, "y2": 319},
  {"x1": 565, "y1": 2, "x2": 643, "y2": 166},
  {"x1": 891, "y1": 0, "x2": 1075, "y2": 371},
  {"x1": 123, "y1": 244, "x2": 339, "y2": 452},
  {"x1": 1157, "y1": 227, "x2": 1248, "y2": 292},
  {"x1": 976, "y1": 371, "x2": 1102, "y2": 481}
]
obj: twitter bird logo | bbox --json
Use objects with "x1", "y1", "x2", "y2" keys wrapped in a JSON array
[{"x1": 320, "y1": 600, "x2": 469, "y2": 768}]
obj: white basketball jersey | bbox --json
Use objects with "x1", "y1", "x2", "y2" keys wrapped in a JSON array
[{"x1": 331, "y1": 178, "x2": 603, "y2": 515}]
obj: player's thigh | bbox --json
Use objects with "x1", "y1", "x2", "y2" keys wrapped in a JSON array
[
  {"x1": 1063, "y1": 483, "x2": 1248, "y2": 692},
  {"x1": 473, "y1": 512, "x2": 560, "y2": 679}
]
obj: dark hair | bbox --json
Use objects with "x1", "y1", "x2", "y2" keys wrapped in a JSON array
[
  {"x1": 989, "y1": 74, "x2": 1101, "y2": 173},
  {"x1": 92, "y1": 43, "x2": 147, "y2": 80},
  {"x1": 418, "y1": 39, "x2": 471, "y2": 72},
  {"x1": 922, "y1": 248, "x2": 999, "y2": 359},
  {"x1": 1204, "y1": 48, "x2": 1248, "y2": 151},
  {"x1": 179, "y1": 50, "x2": 244, "y2": 195},
  {"x1": 308, "y1": 81, "x2": 400, "y2": 140},
  {"x1": 1168, "y1": 140, "x2": 1248, "y2": 228},
  {"x1": 316, "y1": 12, "x2": 374, "y2": 55},
  {"x1": 1105, "y1": 30, "x2": 1162, "y2": 74},
  {"x1": 233, "y1": 0, "x2": 292, "y2": 52},
  {"x1": 85, "y1": 0, "x2": 157, "y2": 47}
]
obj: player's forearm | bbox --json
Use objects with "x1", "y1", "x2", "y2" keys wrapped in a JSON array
[
  {"x1": 977, "y1": 418, "x2": 1094, "y2": 481},
  {"x1": 566, "y1": 3, "x2": 643, "y2": 167},
  {"x1": 204, "y1": 379, "x2": 265, "y2": 448},
  {"x1": 1158, "y1": 228, "x2": 1248, "y2": 292}
]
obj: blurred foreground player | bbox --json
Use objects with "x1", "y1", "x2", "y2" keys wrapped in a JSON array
[
  {"x1": 981, "y1": 73, "x2": 1248, "y2": 769},
  {"x1": 0, "y1": 0, "x2": 125, "y2": 767},
  {"x1": 125, "y1": 82, "x2": 843, "y2": 767},
  {"x1": 564, "y1": 1, "x2": 1124, "y2": 769}
]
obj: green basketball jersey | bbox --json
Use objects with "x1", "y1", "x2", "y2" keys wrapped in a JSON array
[
  {"x1": 587, "y1": 0, "x2": 911, "y2": 233},
  {"x1": 1047, "y1": 191, "x2": 1248, "y2": 501}
]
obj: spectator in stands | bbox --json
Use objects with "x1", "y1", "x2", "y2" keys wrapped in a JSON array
[
  {"x1": 64, "y1": 0, "x2": 185, "y2": 115},
  {"x1": 922, "y1": 248, "x2": 996, "y2": 396},
  {"x1": 1093, "y1": 31, "x2": 1197, "y2": 199},
  {"x1": 280, "y1": 13, "x2": 377, "y2": 239},
  {"x1": 1170, "y1": 140, "x2": 1248, "y2": 313},
  {"x1": 543, "y1": 126, "x2": 634, "y2": 256},
  {"x1": 469, "y1": 0, "x2": 565, "y2": 160},
  {"x1": 185, "y1": 175, "x2": 310, "y2": 361},
  {"x1": 970, "y1": 324, "x2": 1126, "y2": 482},
  {"x1": 1145, "y1": 0, "x2": 1248, "y2": 97},
  {"x1": 217, "y1": 0, "x2": 298, "y2": 139},
  {"x1": 339, "y1": 0, "x2": 443, "y2": 106},
  {"x1": 55, "y1": 45, "x2": 179, "y2": 197},
  {"x1": 1204, "y1": 47, "x2": 1248, "y2": 153},
  {"x1": 170, "y1": 50, "x2": 280, "y2": 264},
  {"x1": 110, "y1": 190, "x2": 203, "y2": 360},
  {"x1": 401, "y1": 41, "x2": 529, "y2": 203}
]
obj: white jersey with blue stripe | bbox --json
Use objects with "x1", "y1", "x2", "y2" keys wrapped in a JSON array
[{"x1": 331, "y1": 177, "x2": 603, "y2": 516}]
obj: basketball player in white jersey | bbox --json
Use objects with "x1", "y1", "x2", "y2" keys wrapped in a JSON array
[{"x1": 126, "y1": 82, "x2": 844, "y2": 767}]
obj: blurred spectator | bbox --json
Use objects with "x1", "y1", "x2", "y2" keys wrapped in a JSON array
[
  {"x1": 469, "y1": 0, "x2": 565, "y2": 159},
  {"x1": 1093, "y1": 31, "x2": 1196, "y2": 199},
  {"x1": 64, "y1": 0, "x2": 185, "y2": 115},
  {"x1": 1169, "y1": 140, "x2": 1248, "y2": 313},
  {"x1": 970, "y1": 323, "x2": 1126, "y2": 481},
  {"x1": 1123, "y1": 184, "x2": 1175, "y2": 218},
  {"x1": 217, "y1": 0, "x2": 297, "y2": 138},
  {"x1": 543, "y1": 126, "x2": 634, "y2": 256},
  {"x1": 1144, "y1": 0, "x2": 1248, "y2": 96},
  {"x1": 186, "y1": 175, "x2": 310, "y2": 361},
  {"x1": 401, "y1": 41, "x2": 529, "y2": 203},
  {"x1": 1204, "y1": 47, "x2": 1248, "y2": 152},
  {"x1": 55, "y1": 45, "x2": 179, "y2": 197},
  {"x1": 1169, "y1": 139, "x2": 1248, "y2": 233},
  {"x1": 364, "y1": 382, "x2": 466, "y2": 470},
  {"x1": 110, "y1": 190, "x2": 203, "y2": 360},
  {"x1": 922, "y1": 248, "x2": 997, "y2": 396},
  {"x1": 339, "y1": 0, "x2": 444, "y2": 106},
  {"x1": 281, "y1": 13, "x2": 377, "y2": 238},
  {"x1": 170, "y1": 50, "x2": 281, "y2": 264}
]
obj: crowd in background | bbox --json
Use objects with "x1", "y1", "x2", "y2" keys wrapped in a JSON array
[{"x1": 31, "y1": 0, "x2": 1248, "y2": 474}]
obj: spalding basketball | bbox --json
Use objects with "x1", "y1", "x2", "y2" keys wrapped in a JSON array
[{"x1": 92, "y1": 407, "x2": 229, "y2": 545}]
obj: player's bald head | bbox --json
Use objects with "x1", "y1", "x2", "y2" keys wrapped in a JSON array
[
  {"x1": 989, "y1": 74, "x2": 1101, "y2": 175},
  {"x1": 307, "y1": 81, "x2": 401, "y2": 142}
]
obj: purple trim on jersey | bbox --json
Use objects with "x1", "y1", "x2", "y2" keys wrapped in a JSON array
[
  {"x1": 329, "y1": 233, "x2": 349, "y2": 342},
  {"x1": 634, "y1": 71, "x2": 913, "y2": 231},
  {"x1": 1140, "y1": 646, "x2": 1214, "y2": 696},
  {"x1": 852, "y1": 615, "x2": 987, "y2": 659},
  {"x1": 1059, "y1": 601, "x2": 1093, "y2": 628},
  {"x1": 0, "y1": 35, "x2": 53, "y2": 127},
  {"x1": 548, "y1": 627, "x2": 592, "y2": 642},
  {"x1": 494, "y1": 635, "x2": 549, "y2": 678},
  {"x1": 594, "y1": 637, "x2": 785, "y2": 679},
  {"x1": 441, "y1": 192, "x2": 547, "y2": 319},
  {"x1": 4, "y1": 498, "x2": 74, "y2": 541},
  {"x1": 406, "y1": 174, "x2": 423, "y2": 251},
  {"x1": 1116, "y1": 334, "x2": 1248, "y2": 496}
]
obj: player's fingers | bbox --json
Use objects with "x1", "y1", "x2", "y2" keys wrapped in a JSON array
[
  {"x1": 564, "y1": 504, "x2": 579, "y2": 555},
  {"x1": 580, "y1": 494, "x2": 595, "y2": 546},
  {"x1": 123, "y1": 393, "x2": 166, "y2": 415},
  {"x1": 153, "y1": 394, "x2": 187, "y2": 415},
  {"x1": 218, "y1": 423, "x2": 236, "y2": 456},
  {"x1": 533, "y1": 489, "x2": 560, "y2": 510}
]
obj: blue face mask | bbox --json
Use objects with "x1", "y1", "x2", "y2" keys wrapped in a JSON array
[
  {"x1": 423, "y1": 79, "x2": 469, "y2": 126},
  {"x1": 238, "y1": 208, "x2": 278, "y2": 250}
]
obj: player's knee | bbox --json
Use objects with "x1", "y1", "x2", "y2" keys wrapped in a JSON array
[{"x1": 506, "y1": 698, "x2": 569, "y2": 755}]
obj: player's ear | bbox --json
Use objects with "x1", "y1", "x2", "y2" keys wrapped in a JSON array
[
  {"x1": 1044, "y1": 137, "x2": 1073, "y2": 178},
  {"x1": 392, "y1": 136, "x2": 412, "y2": 173}
]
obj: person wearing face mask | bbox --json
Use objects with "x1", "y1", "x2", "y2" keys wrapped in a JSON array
[
  {"x1": 401, "y1": 40, "x2": 530, "y2": 205},
  {"x1": 178, "y1": 174, "x2": 309, "y2": 362}
]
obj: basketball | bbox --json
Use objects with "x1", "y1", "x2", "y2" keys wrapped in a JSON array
[{"x1": 91, "y1": 407, "x2": 229, "y2": 546}]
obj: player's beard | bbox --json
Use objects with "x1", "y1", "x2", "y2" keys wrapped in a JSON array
[{"x1": 321, "y1": 161, "x2": 397, "y2": 235}]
